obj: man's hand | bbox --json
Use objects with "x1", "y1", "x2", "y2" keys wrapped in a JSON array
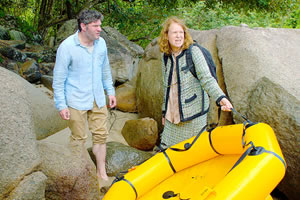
[
  {"x1": 108, "y1": 95, "x2": 117, "y2": 108},
  {"x1": 59, "y1": 108, "x2": 70, "y2": 120}
]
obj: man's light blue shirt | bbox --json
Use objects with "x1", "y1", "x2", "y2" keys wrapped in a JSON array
[{"x1": 52, "y1": 31, "x2": 115, "y2": 111}]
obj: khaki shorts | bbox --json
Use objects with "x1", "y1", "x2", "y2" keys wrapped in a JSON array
[{"x1": 68, "y1": 102, "x2": 109, "y2": 145}]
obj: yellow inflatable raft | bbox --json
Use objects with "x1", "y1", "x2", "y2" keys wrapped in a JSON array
[{"x1": 103, "y1": 122, "x2": 286, "y2": 200}]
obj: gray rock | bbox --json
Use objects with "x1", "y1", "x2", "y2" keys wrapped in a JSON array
[
  {"x1": 0, "y1": 39, "x2": 26, "y2": 49},
  {"x1": 136, "y1": 39, "x2": 164, "y2": 132},
  {"x1": 89, "y1": 142, "x2": 153, "y2": 176},
  {"x1": 0, "y1": 25, "x2": 10, "y2": 40},
  {"x1": 122, "y1": 117, "x2": 158, "y2": 150},
  {"x1": 39, "y1": 62, "x2": 55, "y2": 76},
  {"x1": 7, "y1": 171, "x2": 47, "y2": 200},
  {"x1": 41, "y1": 75, "x2": 53, "y2": 91},
  {"x1": 102, "y1": 26, "x2": 144, "y2": 83},
  {"x1": 0, "y1": 67, "x2": 67, "y2": 140},
  {"x1": 54, "y1": 19, "x2": 77, "y2": 49},
  {"x1": 247, "y1": 77, "x2": 300, "y2": 199},
  {"x1": 24, "y1": 45, "x2": 56, "y2": 63},
  {"x1": 4, "y1": 60, "x2": 19, "y2": 74},
  {"x1": 103, "y1": 26, "x2": 144, "y2": 57},
  {"x1": 9, "y1": 30, "x2": 26, "y2": 41},
  {"x1": 38, "y1": 141, "x2": 100, "y2": 200},
  {"x1": 25, "y1": 77, "x2": 68, "y2": 140},
  {"x1": 0, "y1": 67, "x2": 41, "y2": 199},
  {"x1": 115, "y1": 82, "x2": 137, "y2": 112},
  {"x1": 217, "y1": 26, "x2": 300, "y2": 199},
  {"x1": 0, "y1": 46, "x2": 27, "y2": 62},
  {"x1": 20, "y1": 59, "x2": 42, "y2": 83}
]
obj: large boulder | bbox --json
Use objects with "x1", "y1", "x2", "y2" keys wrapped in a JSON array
[
  {"x1": 7, "y1": 172, "x2": 47, "y2": 200},
  {"x1": 115, "y1": 82, "x2": 137, "y2": 112},
  {"x1": 102, "y1": 26, "x2": 144, "y2": 83},
  {"x1": 38, "y1": 141, "x2": 100, "y2": 200},
  {"x1": 54, "y1": 19, "x2": 77, "y2": 49},
  {"x1": 0, "y1": 67, "x2": 67, "y2": 140},
  {"x1": 121, "y1": 117, "x2": 158, "y2": 150},
  {"x1": 216, "y1": 26, "x2": 300, "y2": 199},
  {"x1": 136, "y1": 39, "x2": 164, "y2": 133},
  {"x1": 30, "y1": 80, "x2": 68, "y2": 140},
  {"x1": 88, "y1": 141, "x2": 153, "y2": 177},
  {"x1": 0, "y1": 67, "x2": 41, "y2": 199}
]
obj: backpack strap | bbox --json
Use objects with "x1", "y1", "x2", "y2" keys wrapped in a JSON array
[
  {"x1": 186, "y1": 44, "x2": 207, "y2": 116},
  {"x1": 185, "y1": 45, "x2": 198, "y2": 79},
  {"x1": 190, "y1": 42, "x2": 218, "y2": 81}
]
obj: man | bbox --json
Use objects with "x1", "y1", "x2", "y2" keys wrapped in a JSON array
[{"x1": 52, "y1": 9, "x2": 116, "y2": 181}]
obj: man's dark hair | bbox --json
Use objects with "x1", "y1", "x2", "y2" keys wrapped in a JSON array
[{"x1": 77, "y1": 9, "x2": 103, "y2": 31}]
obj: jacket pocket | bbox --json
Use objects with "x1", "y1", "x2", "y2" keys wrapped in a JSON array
[
  {"x1": 185, "y1": 93, "x2": 197, "y2": 103},
  {"x1": 181, "y1": 65, "x2": 190, "y2": 74}
]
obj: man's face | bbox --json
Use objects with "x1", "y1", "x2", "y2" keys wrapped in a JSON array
[{"x1": 82, "y1": 19, "x2": 102, "y2": 41}]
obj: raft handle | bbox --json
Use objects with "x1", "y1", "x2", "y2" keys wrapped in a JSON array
[
  {"x1": 169, "y1": 125, "x2": 208, "y2": 152},
  {"x1": 228, "y1": 142, "x2": 287, "y2": 174},
  {"x1": 162, "y1": 191, "x2": 190, "y2": 200}
]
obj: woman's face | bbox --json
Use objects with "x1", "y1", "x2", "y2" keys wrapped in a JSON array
[{"x1": 167, "y1": 22, "x2": 184, "y2": 52}]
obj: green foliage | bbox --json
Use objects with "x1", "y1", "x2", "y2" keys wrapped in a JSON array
[
  {"x1": 100, "y1": 0, "x2": 177, "y2": 48},
  {"x1": 0, "y1": 9, "x2": 5, "y2": 18},
  {"x1": 180, "y1": 1, "x2": 300, "y2": 31},
  {"x1": 204, "y1": 0, "x2": 296, "y2": 12},
  {"x1": 99, "y1": 0, "x2": 299, "y2": 48},
  {"x1": 285, "y1": 3, "x2": 300, "y2": 28},
  {"x1": 0, "y1": 0, "x2": 37, "y2": 41},
  {"x1": 0, "y1": 0, "x2": 299, "y2": 49},
  {"x1": 16, "y1": 16, "x2": 37, "y2": 41}
]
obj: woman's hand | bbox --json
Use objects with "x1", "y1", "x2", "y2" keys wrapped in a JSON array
[{"x1": 220, "y1": 98, "x2": 233, "y2": 111}]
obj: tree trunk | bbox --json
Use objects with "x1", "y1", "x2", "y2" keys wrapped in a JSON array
[{"x1": 38, "y1": 0, "x2": 54, "y2": 30}]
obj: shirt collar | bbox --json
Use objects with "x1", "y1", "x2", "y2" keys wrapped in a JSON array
[
  {"x1": 74, "y1": 30, "x2": 100, "y2": 46},
  {"x1": 74, "y1": 30, "x2": 80, "y2": 46}
]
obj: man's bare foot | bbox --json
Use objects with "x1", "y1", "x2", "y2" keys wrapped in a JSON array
[{"x1": 97, "y1": 171, "x2": 109, "y2": 181}]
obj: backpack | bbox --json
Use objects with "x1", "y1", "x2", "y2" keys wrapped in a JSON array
[{"x1": 163, "y1": 42, "x2": 217, "y2": 82}]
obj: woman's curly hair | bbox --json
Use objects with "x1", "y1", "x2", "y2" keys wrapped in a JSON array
[{"x1": 158, "y1": 16, "x2": 193, "y2": 55}]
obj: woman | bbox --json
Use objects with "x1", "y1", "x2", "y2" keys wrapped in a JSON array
[{"x1": 158, "y1": 17, "x2": 233, "y2": 148}]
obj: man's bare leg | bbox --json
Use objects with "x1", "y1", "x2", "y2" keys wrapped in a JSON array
[{"x1": 93, "y1": 143, "x2": 108, "y2": 181}]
